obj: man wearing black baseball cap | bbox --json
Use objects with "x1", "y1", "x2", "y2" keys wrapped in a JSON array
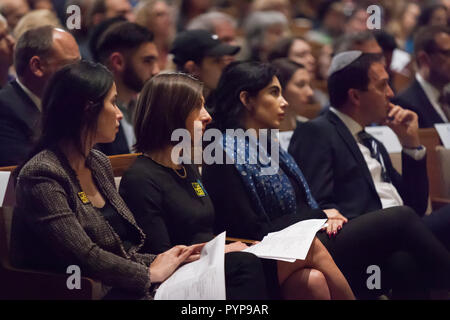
[{"x1": 171, "y1": 29, "x2": 240, "y2": 99}]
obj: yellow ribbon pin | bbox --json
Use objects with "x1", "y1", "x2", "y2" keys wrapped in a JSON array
[{"x1": 78, "y1": 191, "x2": 90, "y2": 204}]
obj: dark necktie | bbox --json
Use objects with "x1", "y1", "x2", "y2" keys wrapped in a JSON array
[{"x1": 357, "y1": 130, "x2": 391, "y2": 183}]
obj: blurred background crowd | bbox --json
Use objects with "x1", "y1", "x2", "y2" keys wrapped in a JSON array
[
  {"x1": 0, "y1": 0, "x2": 449, "y2": 162},
  {"x1": 0, "y1": 0, "x2": 448, "y2": 110}
]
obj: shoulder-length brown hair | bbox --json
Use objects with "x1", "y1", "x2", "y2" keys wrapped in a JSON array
[{"x1": 133, "y1": 72, "x2": 203, "y2": 153}]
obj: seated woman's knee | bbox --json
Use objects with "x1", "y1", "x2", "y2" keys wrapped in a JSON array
[{"x1": 306, "y1": 269, "x2": 331, "y2": 300}]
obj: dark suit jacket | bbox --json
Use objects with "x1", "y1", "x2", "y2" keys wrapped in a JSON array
[
  {"x1": 96, "y1": 123, "x2": 130, "y2": 156},
  {"x1": 288, "y1": 110, "x2": 429, "y2": 220},
  {"x1": 0, "y1": 80, "x2": 40, "y2": 166},
  {"x1": 392, "y1": 79, "x2": 446, "y2": 128},
  {"x1": 11, "y1": 148, "x2": 156, "y2": 299}
]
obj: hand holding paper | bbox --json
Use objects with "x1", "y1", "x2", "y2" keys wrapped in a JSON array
[{"x1": 244, "y1": 219, "x2": 327, "y2": 262}]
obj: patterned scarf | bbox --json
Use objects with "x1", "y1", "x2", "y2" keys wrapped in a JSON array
[{"x1": 221, "y1": 130, "x2": 318, "y2": 223}]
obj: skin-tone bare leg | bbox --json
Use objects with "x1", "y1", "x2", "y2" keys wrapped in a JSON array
[
  {"x1": 280, "y1": 268, "x2": 331, "y2": 300},
  {"x1": 277, "y1": 237, "x2": 355, "y2": 300}
]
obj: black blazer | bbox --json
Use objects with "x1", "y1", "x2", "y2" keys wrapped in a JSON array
[
  {"x1": 288, "y1": 110, "x2": 429, "y2": 220},
  {"x1": 95, "y1": 123, "x2": 130, "y2": 156},
  {"x1": 0, "y1": 80, "x2": 40, "y2": 166},
  {"x1": 392, "y1": 79, "x2": 446, "y2": 128}
]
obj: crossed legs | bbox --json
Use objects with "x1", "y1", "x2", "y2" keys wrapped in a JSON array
[{"x1": 277, "y1": 237, "x2": 355, "y2": 300}]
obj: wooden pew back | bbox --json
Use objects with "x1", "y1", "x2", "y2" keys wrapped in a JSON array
[
  {"x1": 418, "y1": 128, "x2": 444, "y2": 199},
  {"x1": 109, "y1": 153, "x2": 141, "y2": 177},
  {"x1": 0, "y1": 153, "x2": 142, "y2": 178}
]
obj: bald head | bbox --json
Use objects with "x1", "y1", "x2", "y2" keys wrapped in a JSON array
[
  {"x1": 15, "y1": 26, "x2": 80, "y2": 97},
  {"x1": 49, "y1": 28, "x2": 81, "y2": 72}
]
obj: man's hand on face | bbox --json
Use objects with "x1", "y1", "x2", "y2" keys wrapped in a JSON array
[{"x1": 384, "y1": 103, "x2": 420, "y2": 148}]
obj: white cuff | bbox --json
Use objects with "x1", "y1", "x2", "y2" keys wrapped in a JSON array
[{"x1": 403, "y1": 146, "x2": 426, "y2": 161}]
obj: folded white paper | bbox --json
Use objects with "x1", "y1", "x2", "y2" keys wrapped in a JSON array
[
  {"x1": 435, "y1": 123, "x2": 450, "y2": 149},
  {"x1": 0, "y1": 171, "x2": 11, "y2": 207},
  {"x1": 244, "y1": 219, "x2": 327, "y2": 262},
  {"x1": 154, "y1": 232, "x2": 226, "y2": 300},
  {"x1": 365, "y1": 126, "x2": 402, "y2": 153}
]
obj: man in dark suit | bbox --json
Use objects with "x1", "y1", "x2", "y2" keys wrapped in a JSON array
[
  {"x1": 0, "y1": 26, "x2": 80, "y2": 166},
  {"x1": 289, "y1": 51, "x2": 450, "y2": 297},
  {"x1": 290, "y1": 52, "x2": 429, "y2": 220},
  {"x1": 289, "y1": 51, "x2": 428, "y2": 219},
  {"x1": 393, "y1": 25, "x2": 450, "y2": 128},
  {"x1": 94, "y1": 22, "x2": 160, "y2": 155},
  {"x1": 289, "y1": 51, "x2": 450, "y2": 252}
]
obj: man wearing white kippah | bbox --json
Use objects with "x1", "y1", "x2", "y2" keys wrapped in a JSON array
[
  {"x1": 288, "y1": 51, "x2": 450, "y2": 299},
  {"x1": 290, "y1": 51, "x2": 428, "y2": 221}
]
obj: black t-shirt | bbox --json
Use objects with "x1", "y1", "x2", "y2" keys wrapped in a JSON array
[{"x1": 119, "y1": 155, "x2": 215, "y2": 254}]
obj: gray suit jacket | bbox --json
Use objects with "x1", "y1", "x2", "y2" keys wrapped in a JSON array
[{"x1": 10, "y1": 148, "x2": 157, "y2": 299}]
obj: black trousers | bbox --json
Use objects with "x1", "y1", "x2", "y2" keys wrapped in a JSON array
[
  {"x1": 225, "y1": 251, "x2": 271, "y2": 300},
  {"x1": 423, "y1": 204, "x2": 450, "y2": 252},
  {"x1": 317, "y1": 206, "x2": 450, "y2": 299}
]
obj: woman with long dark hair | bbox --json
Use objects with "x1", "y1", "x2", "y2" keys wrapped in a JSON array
[
  {"x1": 271, "y1": 58, "x2": 314, "y2": 132},
  {"x1": 203, "y1": 61, "x2": 450, "y2": 299},
  {"x1": 119, "y1": 72, "x2": 355, "y2": 300},
  {"x1": 10, "y1": 60, "x2": 217, "y2": 299}
]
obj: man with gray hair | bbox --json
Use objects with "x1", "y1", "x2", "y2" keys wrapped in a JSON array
[
  {"x1": 187, "y1": 11, "x2": 238, "y2": 45},
  {"x1": 333, "y1": 30, "x2": 382, "y2": 55},
  {"x1": 0, "y1": 0, "x2": 30, "y2": 31},
  {"x1": 243, "y1": 10, "x2": 289, "y2": 62},
  {"x1": 0, "y1": 26, "x2": 80, "y2": 166}
]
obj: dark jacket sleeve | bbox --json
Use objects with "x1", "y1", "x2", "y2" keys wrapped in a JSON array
[
  {"x1": 289, "y1": 121, "x2": 341, "y2": 212},
  {"x1": 16, "y1": 170, "x2": 152, "y2": 295},
  {"x1": 202, "y1": 162, "x2": 325, "y2": 241},
  {"x1": 399, "y1": 151, "x2": 429, "y2": 216},
  {"x1": 0, "y1": 111, "x2": 33, "y2": 166},
  {"x1": 380, "y1": 143, "x2": 429, "y2": 216},
  {"x1": 119, "y1": 171, "x2": 173, "y2": 255}
]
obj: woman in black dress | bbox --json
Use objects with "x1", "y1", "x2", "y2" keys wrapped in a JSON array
[
  {"x1": 120, "y1": 72, "x2": 355, "y2": 300},
  {"x1": 202, "y1": 61, "x2": 450, "y2": 299}
]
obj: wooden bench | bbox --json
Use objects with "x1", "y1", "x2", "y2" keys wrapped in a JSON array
[
  {"x1": 389, "y1": 128, "x2": 450, "y2": 211},
  {"x1": 0, "y1": 153, "x2": 257, "y2": 299},
  {"x1": 109, "y1": 153, "x2": 141, "y2": 177},
  {"x1": 418, "y1": 129, "x2": 446, "y2": 200},
  {"x1": 0, "y1": 154, "x2": 142, "y2": 299},
  {"x1": 0, "y1": 153, "x2": 142, "y2": 178}
]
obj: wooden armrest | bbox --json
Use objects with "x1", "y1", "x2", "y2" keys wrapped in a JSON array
[
  {"x1": 431, "y1": 197, "x2": 450, "y2": 211},
  {"x1": 0, "y1": 261, "x2": 103, "y2": 300},
  {"x1": 225, "y1": 236, "x2": 257, "y2": 245},
  {"x1": 0, "y1": 165, "x2": 16, "y2": 172}
]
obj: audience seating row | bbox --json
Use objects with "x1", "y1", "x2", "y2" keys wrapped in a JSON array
[
  {"x1": 0, "y1": 153, "x2": 254, "y2": 299},
  {"x1": 0, "y1": 128, "x2": 448, "y2": 299}
]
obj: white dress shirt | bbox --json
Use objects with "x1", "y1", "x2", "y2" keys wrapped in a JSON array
[
  {"x1": 330, "y1": 108, "x2": 426, "y2": 209},
  {"x1": 416, "y1": 73, "x2": 449, "y2": 122}
]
